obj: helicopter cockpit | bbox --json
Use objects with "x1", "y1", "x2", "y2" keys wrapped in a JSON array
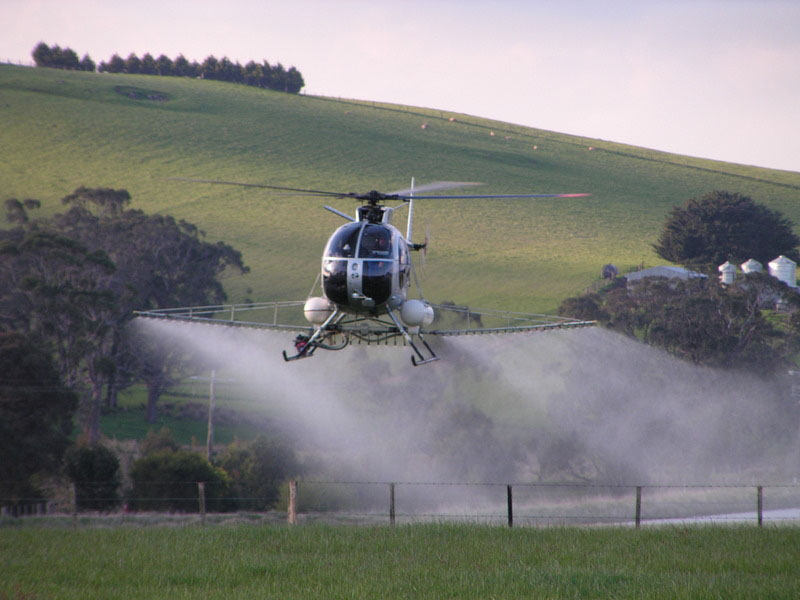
[{"x1": 322, "y1": 221, "x2": 402, "y2": 310}]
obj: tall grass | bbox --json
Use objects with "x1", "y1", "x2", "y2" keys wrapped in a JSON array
[
  {"x1": 3, "y1": 65, "x2": 799, "y2": 312},
  {"x1": 2, "y1": 524, "x2": 798, "y2": 599}
]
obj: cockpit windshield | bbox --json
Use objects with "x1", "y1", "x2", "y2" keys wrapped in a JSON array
[
  {"x1": 358, "y1": 224, "x2": 393, "y2": 259},
  {"x1": 325, "y1": 222, "x2": 362, "y2": 258}
]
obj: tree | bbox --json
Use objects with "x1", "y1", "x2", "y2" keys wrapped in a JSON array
[
  {"x1": 0, "y1": 332, "x2": 77, "y2": 508},
  {"x1": 140, "y1": 53, "x2": 156, "y2": 75},
  {"x1": 653, "y1": 191, "x2": 800, "y2": 270},
  {"x1": 200, "y1": 55, "x2": 220, "y2": 79},
  {"x1": 154, "y1": 54, "x2": 173, "y2": 76},
  {"x1": 285, "y1": 66, "x2": 305, "y2": 94},
  {"x1": 99, "y1": 53, "x2": 125, "y2": 73},
  {"x1": 64, "y1": 443, "x2": 120, "y2": 510},
  {"x1": 79, "y1": 54, "x2": 96, "y2": 72},
  {"x1": 0, "y1": 217, "x2": 118, "y2": 391},
  {"x1": 31, "y1": 42, "x2": 52, "y2": 67},
  {"x1": 124, "y1": 53, "x2": 141, "y2": 74},
  {"x1": 31, "y1": 43, "x2": 83, "y2": 70}
]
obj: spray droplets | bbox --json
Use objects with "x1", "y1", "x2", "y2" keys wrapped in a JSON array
[{"x1": 135, "y1": 319, "x2": 797, "y2": 487}]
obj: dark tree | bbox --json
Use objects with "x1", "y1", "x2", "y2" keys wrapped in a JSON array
[
  {"x1": 31, "y1": 42, "x2": 52, "y2": 67},
  {"x1": 173, "y1": 54, "x2": 194, "y2": 77},
  {"x1": 557, "y1": 293, "x2": 609, "y2": 323},
  {"x1": 154, "y1": 54, "x2": 173, "y2": 76},
  {"x1": 653, "y1": 191, "x2": 800, "y2": 270},
  {"x1": 32, "y1": 42, "x2": 84, "y2": 70},
  {"x1": 285, "y1": 66, "x2": 305, "y2": 94},
  {"x1": 140, "y1": 53, "x2": 156, "y2": 75},
  {"x1": 124, "y1": 53, "x2": 141, "y2": 74},
  {"x1": 64, "y1": 443, "x2": 121, "y2": 510},
  {"x1": 217, "y1": 57, "x2": 243, "y2": 83},
  {"x1": 79, "y1": 54, "x2": 96, "y2": 72},
  {"x1": 200, "y1": 55, "x2": 220, "y2": 79},
  {"x1": 0, "y1": 332, "x2": 77, "y2": 508},
  {"x1": 99, "y1": 53, "x2": 125, "y2": 73},
  {"x1": 243, "y1": 60, "x2": 262, "y2": 86}
]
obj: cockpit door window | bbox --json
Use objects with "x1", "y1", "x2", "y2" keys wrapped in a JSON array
[
  {"x1": 358, "y1": 224, "x2": 393, "y2": 259},
  {"x1": 325, "y1": 222, "x2": 363, "y2": 258}
]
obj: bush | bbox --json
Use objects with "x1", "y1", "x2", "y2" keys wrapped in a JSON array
[
  {"x1": 139, "y1": 427, "x2": 179, "y2": 456},
  {"x1": 64, "y1": 444, "x2": 121, "y2": 510},
  {"x1": 129, "y1": 449, "x2": 234, "y2": 512},
  {"x1": 217, "y1": 436, "x2": 299, "y2": 510}
]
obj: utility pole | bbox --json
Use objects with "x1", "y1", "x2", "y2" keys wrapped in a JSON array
[{"x1": 206, "y1": 369, "x2": 216, "y2": 460}]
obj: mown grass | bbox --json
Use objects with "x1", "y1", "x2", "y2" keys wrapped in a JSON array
[
  {"x1": 3, "y1": 65, "x2": 799, "y2": 312},
  {"x1": 2, "y1": 524, "x2": 799, "y2": 599}
]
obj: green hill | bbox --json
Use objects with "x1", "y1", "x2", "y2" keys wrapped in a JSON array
[{"x1": 2, "y1": 64, "x2": 799, "y2": 312}]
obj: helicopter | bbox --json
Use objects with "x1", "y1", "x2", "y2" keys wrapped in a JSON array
[{"x1": 134, "y1": 179, "x2": 595, "y2": 366}]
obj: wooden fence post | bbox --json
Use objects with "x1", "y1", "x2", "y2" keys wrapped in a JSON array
[
  {"x1": 198, "y1": 482, "x2": 206, "y2": 525},
  {"x1": 757, "y1": 486, "x2": 763, "y2": 527},
  {"x1": 206, "y1": 370, "x2": 216, "y2": 461},
  {"x1": 389, "y1": 483, "x2": 396, "y2": 525},
  {"x1": 635, "y1": 486, "x2": 642, "y2": 528},
  {"x1": 507, "y1": 485, "x2": 513, "y2": 528},
  {"x1": 288, "y1": 480, "x2": 297, "y2": 525}
]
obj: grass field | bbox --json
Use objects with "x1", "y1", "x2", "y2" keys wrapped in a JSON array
[
  {"x1": 2, "y1": 524, "x2": 799, "y2": 599},
  {"x1": 3, "y1": 64, "x2": 799, "y2": 312}
]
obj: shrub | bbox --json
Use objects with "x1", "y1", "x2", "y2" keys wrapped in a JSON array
[
  {"x1": 64, "y1": 444, "x2": 121, "y2": 510},
  {"x1": 217, "y1": 436, "x2": 299, "y2": 510},
  {"x1": 129, "y1": 449, "x2": 234, "y2": 512}
]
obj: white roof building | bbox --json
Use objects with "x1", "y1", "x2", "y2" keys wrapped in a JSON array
[{"x1": 624, "y1": 266, "x2": 707, "y2": 283}]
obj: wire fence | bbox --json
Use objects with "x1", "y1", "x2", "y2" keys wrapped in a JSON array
[{"x1": 4, "y1": 480, "x2": 800, "y2": 527}]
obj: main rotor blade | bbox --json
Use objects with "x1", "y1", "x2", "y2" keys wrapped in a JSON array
[
  {"x1": 398, "y1": 192, "x2": 591, "y2": 200},
  {"x1": 165, "y1": 177, "x2": 350, "y2": 198},
  {"x1": 388, "y1": 181, "x2": 484, "y2": 196}
]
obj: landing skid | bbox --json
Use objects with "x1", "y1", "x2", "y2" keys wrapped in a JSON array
[
  {"x1": 281, "y1": 309, "x2": 439, "y2": 366},
  {"x1": 386, "y1": 309, "x2": 439, "y2": 366},
  {"x1": 410, "y1": 335, "x2": 439, "y2": 366}
]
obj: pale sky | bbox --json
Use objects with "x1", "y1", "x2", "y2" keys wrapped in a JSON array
[{"x1": 3, "y1": 0, "x2": 799, "y2": 172}]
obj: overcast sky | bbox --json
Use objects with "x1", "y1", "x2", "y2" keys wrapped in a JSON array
[{"x1": 3, "y1": 0, "x2": 798, "y2": 172}]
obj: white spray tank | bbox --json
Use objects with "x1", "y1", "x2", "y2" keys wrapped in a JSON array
[
  {"x1": 768, "y1": 255, "x2": 797, "y2": 287},
  {"x1": 741, "y1": 258, "x2": 762, "y2": 274},
  {"x1": 718, "y1": 261, "x2": 736, "y2": 284},
  {"x1": 303, "y1": 297, "x2": 334, "y2": 325}
]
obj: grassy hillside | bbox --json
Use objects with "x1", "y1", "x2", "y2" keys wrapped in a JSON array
[{"x1": 2, "y1": 64, "x2": 799, "y2": 312}]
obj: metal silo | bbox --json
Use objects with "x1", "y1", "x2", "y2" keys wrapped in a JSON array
[
  {"x1": 768, "y1": 255, "x2": 797, "y2": 287},
  {"x1": 741, "y1": 258, "x2": 763, "y2": 274},
  {"x1": 718, "y1": 261, "x2": 736, "y2": 284}
]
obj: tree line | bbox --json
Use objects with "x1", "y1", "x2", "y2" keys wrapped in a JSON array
[{"x1": 31, "y1": 42, "x2": 305, "y2": 94}]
